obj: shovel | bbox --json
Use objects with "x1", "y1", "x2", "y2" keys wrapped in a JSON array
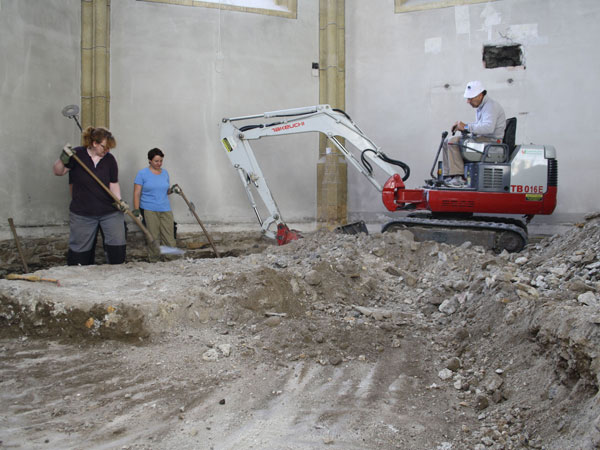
[
  {"x1": 64, "y1": 145, "x2": 183, "y2": 259},
  {"x1": 171, "y1": 184, "x2": 220, "y2": 258}
]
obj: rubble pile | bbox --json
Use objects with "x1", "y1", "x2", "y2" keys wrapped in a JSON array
[{"x1": 1, "y1": 217, "x2": 599, "y2": 449}]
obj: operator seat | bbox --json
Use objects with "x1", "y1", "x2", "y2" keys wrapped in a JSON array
[
  {"x1": 461, "y1": 117, "x2": 517, "y2": 164},
  {"x1": 503, "y1": 117, "x2": 517, "y2": 158}
]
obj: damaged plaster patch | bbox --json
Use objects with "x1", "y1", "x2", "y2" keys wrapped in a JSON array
[
  {"x1": 425, "y1": 37, "x2": 442, "y2": 54},
  {"x1": 480, "y1": 3, "x2": 502, "y2": 40},
  {"x1": 504, "y1": 24, "x2": 547, "y2": 45},
  {"x1": 455, "y1": 5, "x2": 470, "y2": 35}
]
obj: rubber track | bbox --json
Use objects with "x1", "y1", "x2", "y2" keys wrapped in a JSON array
[{"x1": 382, "y1": 216, "x2": 528, "y2": 252}]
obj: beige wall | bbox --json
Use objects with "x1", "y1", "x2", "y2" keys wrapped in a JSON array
[
  {"x1": 0, "y1": 0, "x2": 319, "y2": 236},
  {"x1": 346, "y1": 0, "x2": 600, "y2": 223},
  {"x1": 110, "y1": 0, "x2": 319, "y2": 226},
  {"x1": 0, "y1": 0, "x2": 81, "y2": 229}
]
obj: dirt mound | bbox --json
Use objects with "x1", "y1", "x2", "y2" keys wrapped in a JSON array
[{"x1": 1, "y1": 218, "x2": 600, "y2": 449}]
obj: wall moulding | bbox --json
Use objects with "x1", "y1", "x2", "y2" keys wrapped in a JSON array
[
  {"x1": 137, "y1": 0, "x2": 297, "y2": 19},
  {"x1": 395, "y1": 0, "x2": 495, "y2": 13}
]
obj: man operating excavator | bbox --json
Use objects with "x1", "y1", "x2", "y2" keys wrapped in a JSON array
[{"x1": 442, "y1": 80, "x2": 506, "y2": 187}]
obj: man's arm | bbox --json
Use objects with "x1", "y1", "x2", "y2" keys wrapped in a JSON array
[{"x1": 469, "y1": 99, "x2": 505, "y2": 136}]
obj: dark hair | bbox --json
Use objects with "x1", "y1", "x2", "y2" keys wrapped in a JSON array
[
  {"x1": 482, "y1": 90, "x2": 487, "y2": 97},
  {"x1": 82, "y1": 126, "x2": 116, "y2": 149},
  {"x1": 148, "y1": 148, "x2": 164, "y2": 161}
]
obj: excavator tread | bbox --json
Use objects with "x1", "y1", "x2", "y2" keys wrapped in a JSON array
[{"x1": 382, "y1": 215, "x2": 528, "y2": 253}]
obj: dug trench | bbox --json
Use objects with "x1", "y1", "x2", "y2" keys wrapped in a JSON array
[{"x1": 0, "y1": 219, "x2": 600, "y2": 449}]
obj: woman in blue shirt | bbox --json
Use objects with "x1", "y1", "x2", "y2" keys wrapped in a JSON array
[{"x1": 133, "y1": 148, "x2": 176, "y2": 247}]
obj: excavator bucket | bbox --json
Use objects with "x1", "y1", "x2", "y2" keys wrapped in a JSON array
[{"x1": 276, "y1": 223, "x2": 300, "y2": 245}]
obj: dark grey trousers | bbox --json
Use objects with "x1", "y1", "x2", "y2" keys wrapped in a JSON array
[{"x1": 67, "y1": 211, "x2": 126, "y2": 265}]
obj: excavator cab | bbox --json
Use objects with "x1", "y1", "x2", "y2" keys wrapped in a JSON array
[{"x1": 437, "y1": 117, "x2": 518, "y2": 191}]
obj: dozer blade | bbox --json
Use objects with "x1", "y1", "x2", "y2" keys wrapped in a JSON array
[{"x1": 334, "y1": 221, "x2": 368, "y2": 235}]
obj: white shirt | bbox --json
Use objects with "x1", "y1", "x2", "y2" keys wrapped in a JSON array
[{"x1": 468, "y1": 95, "x2": 506, "y2": 139}]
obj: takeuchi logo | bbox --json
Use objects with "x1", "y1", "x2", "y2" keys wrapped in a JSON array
[
  {"x1": 521, "y1": 148, "x2": 543, "y2": 155},
  {"x1": 272, "y1": 121, "x2": 305, "y2": 132}
]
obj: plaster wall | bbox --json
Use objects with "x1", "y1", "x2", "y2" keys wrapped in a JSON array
[
  {"x1": 2, "y1": 0, "x2": 597, "y2": 238},
  {"x1": 346, "y1": 0, "x2": 600, "y2": 222},
  {"x1": 110, "y1": 0, "x2": 320, "y2": 227},
  {"x1": 0, "y1": 0, "x2": 81, "y2": 228}
]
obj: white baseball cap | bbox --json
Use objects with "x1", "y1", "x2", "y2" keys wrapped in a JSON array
[{"x1": 464, "y1": 80, "x2": 484, "y2": 98}]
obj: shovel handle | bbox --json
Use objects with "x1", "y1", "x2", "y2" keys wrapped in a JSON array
[
  {"x1": 174, "y1": 186, "x2": 220, "y2": 258},
  {"x1": 8, "y1": 218, "x2": 29, "y2": 273}
]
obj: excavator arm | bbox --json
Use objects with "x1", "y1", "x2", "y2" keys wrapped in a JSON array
[{"x1": 220, "y1": 104, "x2": 418, "y2": 241}]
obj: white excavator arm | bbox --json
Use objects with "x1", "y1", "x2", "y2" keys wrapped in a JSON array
[{"x1": 220, "y1": 104, "x2": 408, "y2": 239}]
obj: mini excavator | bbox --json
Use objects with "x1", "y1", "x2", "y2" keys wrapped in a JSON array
[{"x1": 220, "y1": 105, "x2": 557, "y2": 252}]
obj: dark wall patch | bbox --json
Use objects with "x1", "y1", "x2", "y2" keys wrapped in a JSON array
[{"x1": 483, "y1": 44, "x2": 523, "y2": 69}]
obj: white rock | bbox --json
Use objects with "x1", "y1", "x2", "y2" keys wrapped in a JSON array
[
  {"x1": 218, "y1": 344, "x2": 232, "y2": 357},
  {"x1": 439, "y1": 298, "x2": 458, "y2": 315},
  {"x1": 202, "y1": 348, "x2": 219, "y2": 361},
  {"x1": 438, "y1": 368, "x2": 453, "y2": 380},
  {"x1": 483, "y1": 373, "x2": 504, "y2": 393},
  {"x1": 549, "y1": 264, "x2": 568, "y2": 276},
  {"x1": 578, "y1": 291, "x2": 599, "y2": 307},
  {"x1": 515, "y1": 256, "x2": 528, "y2": 265}
]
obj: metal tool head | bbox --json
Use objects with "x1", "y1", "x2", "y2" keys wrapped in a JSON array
[
  {"x1": 62, "y1": 104, "x2": 80, "y2": 118},
  {"x1": 159, "y1": 245, "x2": 185, "y2": 255}
]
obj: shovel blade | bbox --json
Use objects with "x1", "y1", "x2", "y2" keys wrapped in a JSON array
[{"x1": 159, "y1": 245, "x2": 186, "y2": 255}]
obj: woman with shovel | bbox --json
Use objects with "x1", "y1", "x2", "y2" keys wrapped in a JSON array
[
  {"x1": 53, "y1": 127, "x2": 127, "y2": 265},
  {"x1": 132, "y1": 148, "x2": 177, "y2": 249}
]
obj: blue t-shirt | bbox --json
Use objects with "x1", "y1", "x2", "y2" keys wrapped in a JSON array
[{"x1": 134, "y1": 167, "x2": 171, "y2": 212}]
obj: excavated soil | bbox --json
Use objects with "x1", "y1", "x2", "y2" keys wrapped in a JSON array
[{"x1": 1, "y1": 217, "x2": 600, "y2": 449}]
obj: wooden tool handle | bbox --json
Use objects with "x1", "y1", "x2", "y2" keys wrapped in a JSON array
[
  {"x1": 8, "y1": 218, "x2": 29, "y2": 273},
  {"x1": 7, "y1": 274, "x2": 60, "y2": 285},
  {"x1": 177, "y1": 188, "x2": 220, "y2": 258}
]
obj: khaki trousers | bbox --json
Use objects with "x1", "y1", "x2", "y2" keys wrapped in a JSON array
[
  {"x1": 144, "y1": 210, "x2": 176, "y2": 247},
  {"x1": 442, "y1": 135, "x2": 500, "y2": 176},
  {"x1": 442, "y1": 135, "x2": 463, "y2": 177}
]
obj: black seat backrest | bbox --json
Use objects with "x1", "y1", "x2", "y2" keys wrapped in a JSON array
[{"x1": 503, "y1": 117, "x2": 517, "y2": 155}]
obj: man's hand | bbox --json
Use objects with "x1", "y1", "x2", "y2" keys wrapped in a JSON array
[
  {"x1": 170, "y1": 184, "x2": 182, "y2": 195},
  {"x1": 60, "y1": 144, "x2": 74, "y2": 165},
  {"x1": 451, "y1": 121, "x2": 468, "y2": 135},
  {"x1": 132, "y1": 208, "x2": 141, "y2": 217},
  {"x1": 114, "y1": 200, "x2": 130, "y2": 212}
]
